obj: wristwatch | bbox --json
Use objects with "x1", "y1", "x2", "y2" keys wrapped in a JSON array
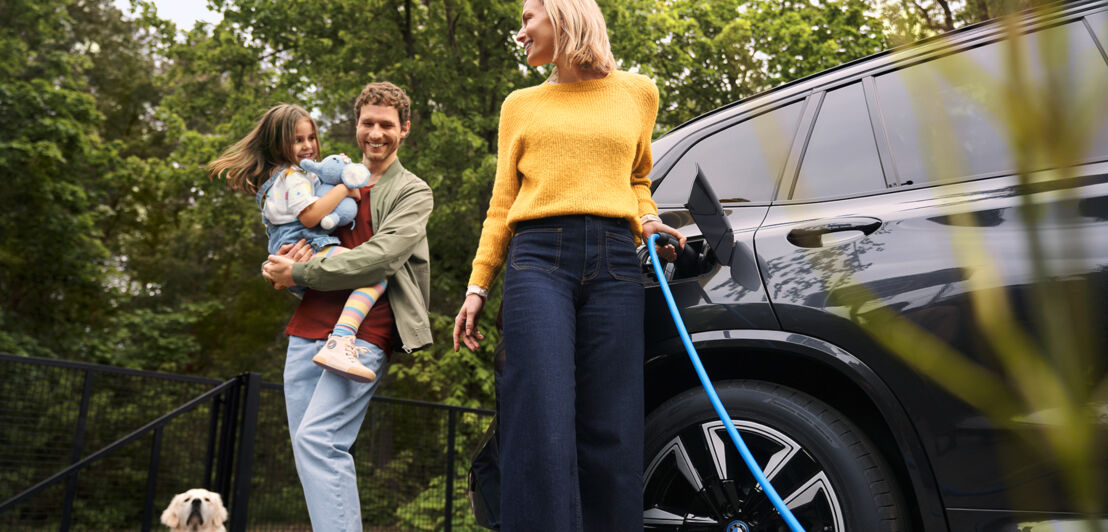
[
  {"x1": 640, "y1": 213, "x2": 662, "y2": 225},
  {"x1": 466, "y1": 285, "x2": 489, "y2": 300}
]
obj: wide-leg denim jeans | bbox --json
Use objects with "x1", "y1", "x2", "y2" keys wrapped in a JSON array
[
  {"x1": 500, "y1": 215, "x2": 645, "y2": 532},
  {"x1": 284, "y1": 335, "x2": 389, "y2": 532}
]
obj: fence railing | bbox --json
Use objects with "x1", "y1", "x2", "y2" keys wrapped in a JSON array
[{"x1": 0, "y1": 353, "x2": 494, "y2": 531}]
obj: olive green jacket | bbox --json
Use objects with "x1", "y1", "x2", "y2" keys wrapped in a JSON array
[{"x1": 292, "y1": 160, "x2": 433, "y2": 353}]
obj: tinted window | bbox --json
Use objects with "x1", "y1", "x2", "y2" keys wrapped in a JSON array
[
  {"x1": 876, "y1": 21, "x2": 1108, "y2": 185},
  {"x1": 653, "y1": 102, "x2": 803, "y2": 204},
  {"x1": 792, "y1": 83, "x2": 886, "y2": 200}
]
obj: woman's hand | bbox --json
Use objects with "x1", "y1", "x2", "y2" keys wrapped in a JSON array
[
  {"x1": 453, "y1": 294, "x2": 487, "y2": 351},
  {"x1": 642, "y1": 220, "x2": 686, "y2": 262}
]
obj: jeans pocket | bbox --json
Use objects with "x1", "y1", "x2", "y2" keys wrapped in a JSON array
[
  {"x1": 510, "y1": 227, "x2": 562, "y2": 272},
  {"x1": 606, "y1": 231, "x2": 643, "y2": 283}
]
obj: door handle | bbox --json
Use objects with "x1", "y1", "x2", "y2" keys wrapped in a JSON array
[{"x1": 786, "y1": 217, "x2": 882, "y2": 248}]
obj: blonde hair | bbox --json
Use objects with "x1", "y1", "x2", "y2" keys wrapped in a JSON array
[
  {"x1": 208, "y1": 104, "x2": 319, "y2": 193},
  {"x1": 540, "y1": 0, "x2": 617, "y2": 79}
]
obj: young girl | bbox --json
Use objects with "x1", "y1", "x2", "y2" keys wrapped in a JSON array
[{"x1": 209, "y1": 103, "x2": 384, "y2": 383}]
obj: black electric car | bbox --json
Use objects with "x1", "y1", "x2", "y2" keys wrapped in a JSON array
[
  {"x1": 471, "y1": 1, "x2": 1108, "y2": 530},
  {"x1": 640, "y1": 1, "x2": 1108, "y2": 530}
]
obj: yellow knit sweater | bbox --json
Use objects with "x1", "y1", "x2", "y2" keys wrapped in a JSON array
[{"x1": 467, "y1": 70, "x2": 660, "y2": 289}]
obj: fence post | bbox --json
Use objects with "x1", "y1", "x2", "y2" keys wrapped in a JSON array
[
  {"x1": 214, "y1": 380, "x2": 240, "y2": 498},
  {"x1": 141, "y1": 427, "x2": 163, "y2": 532},
  {"x1": 229, "y1": 372, "x2": 261, "y2": 532},
  {"x1": 204, "y1": 387, "x2": 222, "y2": 490},
  {"x1": 60, "y1": 369, "x2": 94, "y2": 532},
  {"x1": 445, "y1": 409, "x2": 457, "y2": 532}
]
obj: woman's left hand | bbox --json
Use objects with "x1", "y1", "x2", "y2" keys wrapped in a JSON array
[{"x1": 642, "y1": 220, "x2": 686, "y2": 262}]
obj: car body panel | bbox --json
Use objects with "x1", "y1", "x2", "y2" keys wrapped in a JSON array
[
  {"x1": 644, "y1": 206, "x2": 779, "y2": 349},
  {"x1": 755, "y1": 166, "x2": 1108, "y2": 514}
]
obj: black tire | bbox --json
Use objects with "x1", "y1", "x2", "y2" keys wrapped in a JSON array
[{"x1": 643, "y1": 380, "x2": 908, "y2": 531}]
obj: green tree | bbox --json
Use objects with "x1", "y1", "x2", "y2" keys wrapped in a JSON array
[
  {"x1": 0, "y1": 0, "x2": 116, "y2": 358},
  {"x1": 607, "y1": 0, "x2": 887, "y2": 129}
]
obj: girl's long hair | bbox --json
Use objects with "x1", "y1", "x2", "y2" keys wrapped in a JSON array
[
  {"x1": 540, "y1": 0, "x2": 617, "y2": 81},
  {"x1": 208, "y1": 104, "x2": 318, "y2": 193}
]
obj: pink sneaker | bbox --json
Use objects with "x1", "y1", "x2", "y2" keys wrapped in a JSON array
[{"x1": 312, "y1": 335, "x2": 377, "y2": 383}]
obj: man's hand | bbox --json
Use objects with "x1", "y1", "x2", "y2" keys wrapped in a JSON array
[
  {"x1": 453, "y1": 294, "x2": 487, "y2": 351},
  {"x1": 262, "y1": 239, "x2": 315, "y2": 290},
  {"x1": 642, "y1": 220, "x2": 686, "y2": 262},
  {"x1": 262, "y1": 255, "x2": 297, "y2": 290}
]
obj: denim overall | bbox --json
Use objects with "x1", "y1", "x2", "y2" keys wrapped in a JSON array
[
  {"x1": 256, "y1": 167, "x2": 340, "y2": 297},
  {"x1": 256, "y1": 167, "x2": 340, "y2": 255}
]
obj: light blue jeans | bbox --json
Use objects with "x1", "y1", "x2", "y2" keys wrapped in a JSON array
[{"x1": 284, "y1": 335, "x2": 390, "y2": 532}]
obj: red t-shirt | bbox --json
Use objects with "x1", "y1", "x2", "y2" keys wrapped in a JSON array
[{"x1": 285, "y1": 187, "x2": 396, "y2": 353}]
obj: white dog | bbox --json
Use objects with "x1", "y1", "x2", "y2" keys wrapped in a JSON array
[{"x1": 160, "y1": 488, "x2": 228, "y2": 532}]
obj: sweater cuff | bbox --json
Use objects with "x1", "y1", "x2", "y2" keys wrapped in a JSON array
[
  {"x1": 467, "y1": 268, "x2": 494, "y2": 292},
  {"x1": 292, "y1": 262, "x2": 309, "y2": 287}
]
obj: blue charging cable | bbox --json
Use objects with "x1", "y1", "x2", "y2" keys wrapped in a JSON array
[{"x1": 648, "y1": 233, "x2": 806, "y2": 532}]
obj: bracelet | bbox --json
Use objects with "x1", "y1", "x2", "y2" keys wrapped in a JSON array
[
  {"x1": 640, "y1": 213, "x2": 662, "y2": 225},
  {"x1": 466, "y1": 285, "x2": 489, "y2": 300}
]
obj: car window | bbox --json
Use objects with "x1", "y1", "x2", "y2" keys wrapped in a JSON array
[
  {"x1": 875, "y1": 20, "x2": 1108, "y2": 186},
  {"x1": 792, "y1": 83, "x2": 886, "y2": 200},
  {"x1": 652, "y1": 101, "x2": 803, "y2": 205}
]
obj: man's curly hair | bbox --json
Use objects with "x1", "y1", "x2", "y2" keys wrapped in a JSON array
[{"x1": 354, "y1": 82, "x2": 411, "y2": 124}]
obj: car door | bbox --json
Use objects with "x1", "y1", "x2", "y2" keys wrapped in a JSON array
[
  {"x1": 643, "y1": 98, "x2": 807, "y2": 358},
  {"x1": 753, "y1": 15, "x2": 1108, "y2": 526}
]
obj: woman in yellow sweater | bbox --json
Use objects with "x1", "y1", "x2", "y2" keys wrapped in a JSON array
[{"x1": 453, "y1": 0, "x2": 683, "y2": 529}]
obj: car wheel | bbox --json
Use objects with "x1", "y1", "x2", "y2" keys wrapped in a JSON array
[{"x1": 643, "y1": 380, "x2": 908, "y2": 531}]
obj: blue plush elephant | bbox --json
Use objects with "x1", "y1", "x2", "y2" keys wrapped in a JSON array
[{"x1": 299, "y1": 154, "x2": 371, "y2": 230}]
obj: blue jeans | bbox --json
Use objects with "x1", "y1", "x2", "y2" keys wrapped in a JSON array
[
  {"x1": 284, "y1": 335, "x2": 389, "y2": 532},
  {"x1": 500, "y1": 215, "x2": 645, "y2": 532}
]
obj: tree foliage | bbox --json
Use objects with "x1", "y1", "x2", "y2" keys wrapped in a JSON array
[
  {"x1": 606, "y1": 0, "x2": 886, "y2": 128},
  {"x1": 0, "y1": 0, "x2": 998, "y2": 406}
]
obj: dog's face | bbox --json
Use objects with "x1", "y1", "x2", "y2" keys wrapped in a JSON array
[{"x1": 160, "y1": 489, "x2": 228, "y2": 532}]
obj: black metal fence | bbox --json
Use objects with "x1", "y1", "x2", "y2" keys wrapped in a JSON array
[{"x1": 0, "y1": 353, "x2": 495, "y2": 531}]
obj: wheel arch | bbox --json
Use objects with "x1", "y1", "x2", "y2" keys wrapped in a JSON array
[{"x1": 644, "y1": 328, "x2": 949, "y2": 531}]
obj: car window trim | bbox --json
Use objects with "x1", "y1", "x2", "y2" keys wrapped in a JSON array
[
  {"x1": 1086, "y1": 13, "x2": 1108, "y2": 63},
  {"x1": 775, "y1": 92, "x2": 822, "y2": 203},
  {"x1": 651, "y1": 95, "x2": 813, "y2": 209},
  {"x1": 862, "y1": 77, "x2": 901, "y2": 188},
  {"x1": 770, "y1": 155, "x2": 1108, "y2": 206}
]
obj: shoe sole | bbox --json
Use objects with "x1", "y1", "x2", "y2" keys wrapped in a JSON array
[{"x1": 312, "y1": 356, "x2": 376, "y2": 383}]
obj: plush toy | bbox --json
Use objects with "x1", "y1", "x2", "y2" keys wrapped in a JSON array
[{"x1": 299, "y1": 154, "x2": 372, "y2": 230}]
